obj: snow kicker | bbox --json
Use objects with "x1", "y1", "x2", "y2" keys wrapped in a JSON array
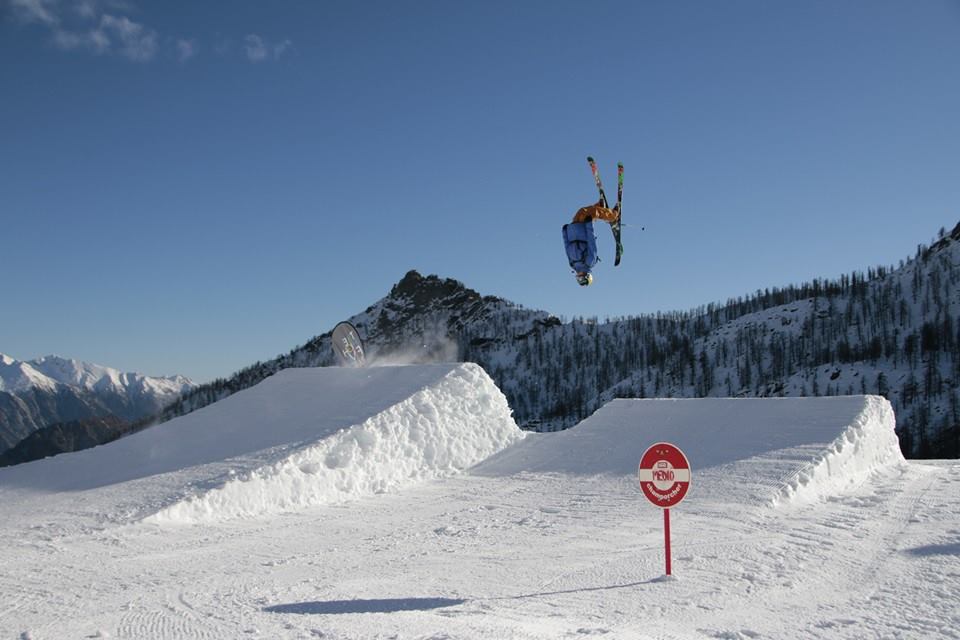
[
  {"x1": 145, "y1": 364, "x2": 524, "y2": 523},
  {"x1": 0, "y1": 368, "x2": 904, "y2": 525},
  {"x1": 474, "y1": 396, "x2": 904, "y2": 507}
]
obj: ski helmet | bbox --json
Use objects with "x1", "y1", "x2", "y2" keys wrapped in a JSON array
[{"x1": 576, "y1": 272, "x2": 593, "y2": 286}]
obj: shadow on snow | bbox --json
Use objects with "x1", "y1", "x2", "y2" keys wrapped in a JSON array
[
  {"x1": 265, "y1": 578, "x2": 677, "y2": 616},
  {"x1": 903, "y1": 541, "x2": 960, "y2": 557},
  {"x1": 264, "y1": 598, "x2": 467, "y2": 615}
]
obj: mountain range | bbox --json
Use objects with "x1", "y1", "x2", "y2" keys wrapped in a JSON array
[{"x1": 0, "y1": 355, "x2": 194, "y2": 463}]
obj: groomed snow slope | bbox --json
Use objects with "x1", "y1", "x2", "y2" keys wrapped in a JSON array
[
  {"x1": 0, "y1": 363, "x2": 524, "y2": 522},
  {"x1": 4, "y1": 377, "x2": 957, "y2": 640},
  {"x1": 477, "y1": 395, "x2": 903, "y2": 506}
]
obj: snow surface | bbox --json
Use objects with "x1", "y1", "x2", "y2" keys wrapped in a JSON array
[{"x1": 1, "y1": 364, "x2": 958, "y2": 639}]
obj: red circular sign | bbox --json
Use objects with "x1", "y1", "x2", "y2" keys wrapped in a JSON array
[{"x1": 638, "y1": 442, "x2": 691, "y2": 508}]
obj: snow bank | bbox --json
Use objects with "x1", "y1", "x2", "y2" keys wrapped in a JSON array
[
  {"x1": 475, "y1": 396, "x2": 903, "y2": 506},
  {"x1": 145, "y1": 363, "x2": 523, "y2": 523}
]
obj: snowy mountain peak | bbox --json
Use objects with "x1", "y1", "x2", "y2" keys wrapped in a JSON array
[
  {"x1": 0, "y1": 355, "x2": 59, "y2": 393},
  {"x1": 352, "y1": 270, "x2": 554, "y2": 359},
  {"x1": 1, "y1": 353, "x2": 199, "y2": 459},
  {"x1": 30, "y1": 354, "x2": 113, "y2": 391},
  {"x1": 387, "y1": 270, "x2": 486, "y2": 310},
  {"x1": 0, "y1": 354, "x2": 195, "y2": 397}
]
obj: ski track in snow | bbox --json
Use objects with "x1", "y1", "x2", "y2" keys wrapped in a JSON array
[
  {"x1": 3, "y1": 463, "x2": 958, "y2": 639},
  {"x1": 1, "y1": 366, "x2": 958, "y2": 639}
]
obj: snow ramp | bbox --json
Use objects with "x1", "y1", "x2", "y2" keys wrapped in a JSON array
[
  {"x1": 474, "y1": 396, "x2": 904, "y2": 507},
  {"x1": 0, "y1": 364, "x2": 523, "y2": 523}
]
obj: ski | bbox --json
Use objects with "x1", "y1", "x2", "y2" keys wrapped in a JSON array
[
  {"x1": 588, "y1": 156, "x2": 624, "y2": 266},
  {"x1": 613, "y1": 162, "x2": 623, "y2": 266},
  {"x1": 587, "y1": 156, "x2": 609, "y2": 208},
  {"x1": 617, "y1": 162, "x2": 623, "y2": 208}
]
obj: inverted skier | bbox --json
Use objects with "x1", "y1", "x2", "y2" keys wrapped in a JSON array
[
  {"x1": 562, "y1": 157, "x2": 623, "y2": 287},
  {"x1": 561, "y1": 199, "x2": 620, "y2": 287}
]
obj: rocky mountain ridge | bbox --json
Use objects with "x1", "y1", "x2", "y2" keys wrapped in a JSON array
[{"x1": 0, "y1": 354, "x2": 194, "y2": 456}]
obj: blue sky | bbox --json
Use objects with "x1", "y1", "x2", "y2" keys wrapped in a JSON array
[{"x1": 2, "y1": 0, "x2": 959, "y2": 382}]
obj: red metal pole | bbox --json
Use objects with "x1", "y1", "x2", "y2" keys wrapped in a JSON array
[{"x1": 664, "y1": 508, "x2": 672, "y2": 576}]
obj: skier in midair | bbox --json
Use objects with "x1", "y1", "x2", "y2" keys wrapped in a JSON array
[
  {"x1": 562, "y1": 198, "x2": 620, "y2": 287},
  {"x1": 562, "y1": 158, "x2": 623, "y2": 287}
]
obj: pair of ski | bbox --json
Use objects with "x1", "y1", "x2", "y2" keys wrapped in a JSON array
[{"x1": 587, "y1": 156, "x2": 623, "y2": 266}]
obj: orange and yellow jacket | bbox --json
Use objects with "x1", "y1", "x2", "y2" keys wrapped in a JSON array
[{"x1": 572, "y1": 200, "x2": 619, "y2": 224}]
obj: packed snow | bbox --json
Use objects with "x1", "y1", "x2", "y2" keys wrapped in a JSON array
[{"x1": 0, "y1": 364, "x2": 957, "y2": 639}]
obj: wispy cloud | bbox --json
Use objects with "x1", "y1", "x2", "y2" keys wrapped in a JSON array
[
  {"x1": 245, "y1": 33, "x2": 293, "y2": 62},
  {"x1": 95, "y1": 14, "x2": 158, "y2": 61},
  {"x1": 175, "y1": 38, "x2": 196, "y2": 63},
  {"x1": 72, "y1": 0, "x2": 135, "y2": 19},
  {"x1": 9, "y1": 0, "x2": 58, "y2": 25},
  {"x1": 74, "y1": 0, "x2": 98, "y2": 19},
  {"x1": 8, "y1": 0, "x2": 159, "y2": 61},
  {"x1": 274, "y1": 38, "x2": 292, "y2": 59},
  {"x1": 8, "y1": 1, "x2": 292, "y2": 65},
  {"x1": 244, "y1": 34, "x2": 268, "y2": 62},
  {"x1": 47, "y1": 12, "x2": 158, "y2": 61}
]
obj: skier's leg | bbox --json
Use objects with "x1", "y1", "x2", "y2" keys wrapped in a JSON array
[
  {"x1": 590, "y1": 205, "x2": 620, "y2": 225},
  {"x1": 572, "y1": 206, "x2": 593, "y2": 224},
  {"x1": 573, "y1": 202, "x2": 619, "y2": 224}
]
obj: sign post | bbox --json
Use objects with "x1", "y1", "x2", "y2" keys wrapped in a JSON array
[
  {"x1": 663, "y1": 508, "x2": 672, "y2": 576},
  {"x1": 638, "y1": 442, "x2": 691, "y2": 577}
]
